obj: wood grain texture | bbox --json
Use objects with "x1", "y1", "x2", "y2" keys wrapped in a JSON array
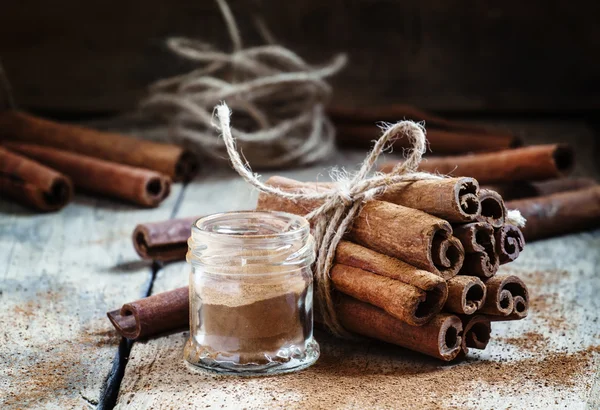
[
  {"x1": 1, "y1": 119, "x2": 599, "y2": 408},
  {"x1": 115, "y1": 120, "x2": 600, "y2": 409},
  {"x1": 1, "y1": 1, "x2": 599, "y2": 112}
]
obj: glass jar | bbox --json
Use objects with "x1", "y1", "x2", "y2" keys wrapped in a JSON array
[{"x1": 184, "y1": 210, "x2": 319, "y2": 375}]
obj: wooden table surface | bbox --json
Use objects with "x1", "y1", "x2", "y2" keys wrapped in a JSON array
[{"x1": 1, "y1": 119, "x2": 599, "y2": 409}]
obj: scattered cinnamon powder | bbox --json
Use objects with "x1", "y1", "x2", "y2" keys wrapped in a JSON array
[{"x1": 500, "y1": 331, "x2": 550, "y2": 352}]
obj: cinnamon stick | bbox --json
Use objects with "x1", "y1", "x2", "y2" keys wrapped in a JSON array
[
  {"x1": 333, "y1": 241, "x2": 448, "y2": 326},
  {"x1": 0, "y1": 110, "x2": 198, "y2": 181},
  {"x1": 335, "y1": 124, "x2": 518, "y2": 154},
  {"x1": 480, "y1": 275, "x2": 529, "y2": 319},
  {"x1": 107, "y1": 287, "x2": 189, "y2": 340},
  {"x1": 495, "y1": 224, "x2": 525, "y2": 264},
  {"x1": 5, "y1": 143, "x2": 171, "y2": 207},
  {"x1": 506, "y1": 186, "x2": 600, "y2": 241},
  {"x1": 377, "y1": 177, "x2": 481, "y2": 223},
  {"x1": 452, "y1": 222, "x2": 499, "y2": 278},
  {"x1": 133, "y1": 216, "x2": 199, "y2": 261},
  {"x1": 476, "y1": 189, "x2": 506, "y2": 228},
  {"x1": 337, "y1": 295, "x2": 463, "y2": 361},
  {"x1": 380, "y1": 144, "x2": 575, "y2": 184},
  {"x1": 485, "y1": 178, "x2": 597, "y2": 201},
  {"x1": 256, "y1": 177, "x2": 465, "y2": 279},
  {"x1": 444, "y1": 276, "x2": 487, "y2": 315},
  {"x1": 458, "y1": 315, "x2": 492, "y2": 357},
  {"x1": 0, "y1": 147, "x2": 73, "y2": 211}
]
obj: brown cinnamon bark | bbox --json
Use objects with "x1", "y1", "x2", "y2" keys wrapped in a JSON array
[
  {"x1": 495, "y1": 224, "x2": 525, "y2": 264},
  {"x1": 458, "y1": 315, "x2": 492, "y2": 357},
  {"x1": 485, "y1": 178, "x2": 597, "y2": 201},
  {"x1": 0, "y1": 147, "x2": 73, "y2": 211},
  {"x1": 338, "y1": 295, "x2": 463, "y2": 361},
  {"x1": 377, "y1": 177, "x2": 481, "y2": 223},
  {"x1": 5, "y1": 143, "x2": 171, "y2": 207},
  {"x1": 380, "y1": 144, "x2": 574, "y2": 184},
  {"x1": 452, "y1": 222, "x2": 499, "y2": 278},
  {"x1": 476, "y1": 189, "x2": 506, "y2": 228},
  {"x1": 444, "y1": 276, "x2": 487, "y2": 315},
  {"x1": 335, "y1": 123, "x2": 518, "y2": 154},
  {"x1": 133, "y1": 216, "x2": 199, "y2": 261},
  {"x1": 0, "y1": 110, "x2": 198, "y2": 181},
  {"x1": 107, "y1": 287, "x2": 189, "y2": 340},
  {"x1": 333, "y1": 241, "x2": 448, "y2": 326},
  {"x1": 481, "y1": 275, "x2": 529, "y2": 319},
  {"x1": 506, "y1": 186, "x2": 600, "y2": 241},
  {"x1": 256, "y1": 177, "x2": 465, "y2": 279}
]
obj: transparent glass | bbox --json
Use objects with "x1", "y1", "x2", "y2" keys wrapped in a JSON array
[{"x1": 184, "y1": 210, "x2": 319, "y2": 376}]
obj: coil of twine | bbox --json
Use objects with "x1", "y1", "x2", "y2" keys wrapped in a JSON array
[{"x1": 141, "y1": 0, "x2": 346, "y2": 169}]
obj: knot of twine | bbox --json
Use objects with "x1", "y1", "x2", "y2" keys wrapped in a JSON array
[
  {"x1": 141, "y1": 0, "x2": 346, "y2": 168},
  {"x1": 215, "y1": 102, "x2": 443, "y2": 337}
]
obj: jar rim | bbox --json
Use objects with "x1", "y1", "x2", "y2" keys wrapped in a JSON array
[{"x1": 192, "y1": 210, "x2": 310, "y2": 240}]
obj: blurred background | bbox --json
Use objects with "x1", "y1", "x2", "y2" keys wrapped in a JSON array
[{"x1": 1, "y1": 0, "x2": 599, "y2": 116}]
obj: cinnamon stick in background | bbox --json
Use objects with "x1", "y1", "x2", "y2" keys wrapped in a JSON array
[
  {"x1": 380, "y1": 144, "x2": 575, "y2": 184},
  {"x1": 107, "y1": 287, "x2": 189, "y2": 340},
  {"x1": 452, "y1": 222, "x2": 499, "y2": 278},
  {"x1": 506, "y1": 186, "x2": 600, "y2": 241},
  {"x1": 335, "y1": 124, "x2": 517, "y2": 154},
  {"x1": 334, "y1": 241, "x2": 448, "y2": 326},
  {"x1": 481, "y1": 275, "x2": 529, "y2": 319},
  {"x1": 458, "y1": 315, "x2": 492, "y2": 357},
  {"x1": 485, "y1": 177, "x2": 597, "y2": 201},
  {"x1": 5, "y1": 143, "x2": 171, "y2": 207},
  {"x1": 256, "y1": 177, "x2": 465, "y2": 279},
  {"x1": 495, "y1": 224, "x2": 525, "y2": 264},
  {"x1": 0, "y1": 147, "x2": 73, "y2": 211},
  {"x1": 378, "y1": 177, "x2": 481, "y2": 223},
  {"x1": 133, "y1": 216, "x2": 199, "y2": 261},
  {"x1": 444, "y1": 276, "x2": 487, "y2": 315},
  {"x1": 476, "y1": 189, "x2": 506, "y2": 228},
  {"x1": 338, "y1": 295, "x2": 463, "y2": 361},
  {"x1": 0, "y1": 110, "x2": 198, "y2": 181}
]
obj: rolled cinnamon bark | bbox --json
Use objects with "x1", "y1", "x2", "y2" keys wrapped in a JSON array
[
  {"x1": 334, "y1": 241, "x2": 448, "y2": 326},
  {"x1": 377, "y1": 177, "x2": 481, "y2": 223},
  {"x1": 380, "y1": 144, "x2": 575, "y2": 184},
  {"x1": 458, "y1": 315, "x2": 492, "y2": 357},
  {"x1": 107, "y1": 287, "x2": 189, "y2": 340},
  {"x1": 444, "y1": 276, "x2": 487, "y2": 315},
  {"x1": 481, "y1": 275, "x2": 529, "y2": 319},
  {"x1": 338, "y1": 295, "x2": 463, "y2": 361},
  {"x1": 495, "y1": 224, "x2": 525, "y2": 264},
  {"x1": 256, "y1": 177, "x2": 465, "y2": 279},
  {"x1": 335, "y1": 124, "x2": 517, "y2": 154},
  {"x1": 5, "y1": 143, "x2": 171, "y2": 207},
  {"x1": 133, "y1": 216, "x2": 199, "y2": 261},
  {"x1": 452, "y1": 222, "x2": 499, "y2": 278},
  {"x1": 0, "y1": 147, "x2": 73, "y2": 211},
  {"x1": 506, "y1": 186, "x2": 600, "y2": 241},
  {"x1": 485, "y1": 178, "x2": 597, "y2": 201},
  {"x1": 476, "y1": 189, "x2": 506, "y2": 228},
  {"x1": 0, "y1": 110, "x2": 198, "y2": 181}
]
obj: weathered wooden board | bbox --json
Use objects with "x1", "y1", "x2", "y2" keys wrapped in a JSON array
[
  {"x1": 115, "y1": 121, "x2": 600, "y2": 409},
  {"x1": 0, "y1": 185, "x2": 183, "y2": 408},
  {"x1": 1, "y1": 1, "x2": 599, "y2": 113}
]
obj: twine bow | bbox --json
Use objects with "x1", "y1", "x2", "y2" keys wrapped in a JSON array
[{"x1": 215, "y1": 103, "x2": 445, "y2": 336}]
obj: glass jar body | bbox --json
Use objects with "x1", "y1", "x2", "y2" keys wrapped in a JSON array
[{"x1": 184, "y1": 211, "x2": 319, "y2": 376}]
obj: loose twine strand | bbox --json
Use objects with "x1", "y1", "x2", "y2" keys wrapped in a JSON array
[{"x1": 140, "y1": 0, "x2": 347, "y2": 168}]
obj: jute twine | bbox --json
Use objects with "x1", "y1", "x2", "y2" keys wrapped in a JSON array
[
  {"x1": 215, "y1": 102, "x2": 526, "y2": 337},
  {"x1": 141, "y1": 0, "x2": 346, "y2": 168}
]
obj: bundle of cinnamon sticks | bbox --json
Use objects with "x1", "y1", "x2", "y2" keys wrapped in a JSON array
[
  {"x1": 109, "y1": 175, "x2": 537, "y2": 361},
  {"x1": 0, "y1": 111, "x2": 198, "y2": 211}
]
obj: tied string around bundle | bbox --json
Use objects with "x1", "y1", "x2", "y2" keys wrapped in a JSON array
[
  {"x1": 141, "y1": 0, "x2": 347, "y2": 168},
  {"x1": 214, "y1": 102, "x2": 442, "y2": 337}
]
